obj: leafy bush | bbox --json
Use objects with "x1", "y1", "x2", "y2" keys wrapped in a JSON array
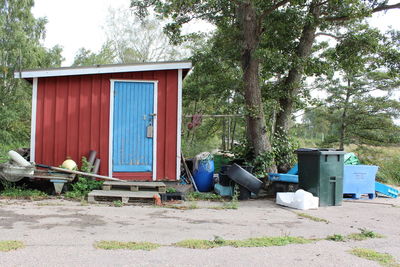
[
  {"x1": 355, "y1": 146, "x2": 400, "y2": 185},
  {"x1": 0, "y1": 181, "x2": 47, "y2": 200},
  {"x1": 65, "y1": 156, "x2": 103, "y2": 199}
]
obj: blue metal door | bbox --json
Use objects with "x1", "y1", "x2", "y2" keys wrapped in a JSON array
[{"x1": 113, "y1": 81, "x2": 154, "y2": 172}]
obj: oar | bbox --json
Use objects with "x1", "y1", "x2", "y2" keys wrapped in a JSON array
[{"x1": 36, "y1": 164, "x2": 124, "y2": 182}]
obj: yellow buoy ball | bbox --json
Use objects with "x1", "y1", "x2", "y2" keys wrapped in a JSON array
[{"x1": 61, "y1": 159, "x2": 77, "y2": 170}]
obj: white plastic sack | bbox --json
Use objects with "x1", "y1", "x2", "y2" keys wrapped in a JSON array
[{"x1": 276, "y1": 189, "x2": 319, "y2": 210}]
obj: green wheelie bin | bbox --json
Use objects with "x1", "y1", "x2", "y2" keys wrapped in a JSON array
[{"x1": 295, "y1": 148, "x2": 345, "y2": 207}]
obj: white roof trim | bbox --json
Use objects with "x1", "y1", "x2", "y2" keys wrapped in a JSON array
[{"x1": 14, "y1": 61, "x2": 192, "y2": 78}]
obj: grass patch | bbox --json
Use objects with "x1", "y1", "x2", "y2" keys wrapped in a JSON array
[
  {"x1": 0, "y1": 182, "x2": 47, "y2": 200},
  {"x1": 326, "y1": 234, "x2": 346, "y2": 242},
  {"x1": 94, "y1": 241, "x2": 160, "y2": 251},
  {"x1": 350, "y1": 248, "x2": 399, "y2": 267},
  {"x1": 0, "y1": 241, "x2": 25, "y2": 252},
  {"x1": 186, "y1": 192, "x2": 222, "y2": 201},
  {"x1": 174, "y1": 236, "x2": 312, "y2": 249},
  {"x1": 327, "y1": 229, "x2": 384, "y2": 242},
  {"x1": 296, "y1": 212, "x2": 329, "y2": 223},
  {"x1": 210, "y1": 201, "x2": 239, "y2": 210},
  {"x1": 347, "y1": 228, "x2": 384, "y2": 241},
  {"x1": 112, "y1": 200, "x2": 124, "y2": 207}
]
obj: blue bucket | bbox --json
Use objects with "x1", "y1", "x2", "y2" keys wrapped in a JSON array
[{"x1": 193, "y1": 159, "x2": 214, "y2": 192}]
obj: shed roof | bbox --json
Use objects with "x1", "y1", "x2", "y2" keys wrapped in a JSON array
[{"x1": 14, "y1": 60, "x2": 192, "y2": 79}]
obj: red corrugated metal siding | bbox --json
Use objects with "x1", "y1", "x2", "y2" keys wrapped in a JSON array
[{"x1": 35, "y1": 70, "x2": 178, "y2": 181}]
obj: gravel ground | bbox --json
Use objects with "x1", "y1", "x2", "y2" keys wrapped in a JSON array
[{"x1": 0, "y1": 196, "x2": 399, "y2": 266}]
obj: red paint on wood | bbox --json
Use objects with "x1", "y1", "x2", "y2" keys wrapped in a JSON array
[
  {"x1": 35, "y1": 70, "x2": 180, "y2": 181},
  {"x1": 113, "y1": 172, "x2": 152, "y2": 181}
]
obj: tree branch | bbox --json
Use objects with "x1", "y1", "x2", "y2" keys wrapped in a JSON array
[
  {"x1": 323, "y1": 3, "x2": 400, "y2": 22},
  {"x1": 260, "y1": 0, "x2": 291, "y2": 21},
  {"x1": 315, "y1": 32, "x2": 343, "y2": 40}
]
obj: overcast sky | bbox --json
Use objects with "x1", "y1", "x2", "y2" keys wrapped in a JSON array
[{"x1": 32, "y1": 0, "x2": 400, "y2": 66}]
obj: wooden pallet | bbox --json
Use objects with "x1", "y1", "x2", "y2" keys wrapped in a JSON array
[
  {"x1": 102, "y1": 181, "x2": 166, "y2": 193},
  {"x1": 88, "y1": 190, "x2": 159, "y2": 204}
]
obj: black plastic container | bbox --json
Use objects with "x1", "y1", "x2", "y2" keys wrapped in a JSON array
[
  {"x1": 238, "y1": 184, "x2": 251, "y2": 200},
  {"x1": 160, "y1": 192, "x2": 185, "y2": 201},
  {"x1": 226, "y1": 163, "x2": 262, "y2": 194}
]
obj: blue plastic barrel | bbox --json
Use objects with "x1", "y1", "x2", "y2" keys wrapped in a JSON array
[{"x1": 193, "y1": 159, "x2": 214, "y2": 192}]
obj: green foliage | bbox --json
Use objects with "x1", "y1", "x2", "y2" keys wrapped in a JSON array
[
  {"x1": 350, "y1": 248, "x2": 399, "y2": 267},
  {"x1": 186, "y1": 192, "x2": 222, "y2": 201},
  {"x1": 327, "y1": 229, "x2": 383, "y2": 242},
  {"x1": 326, "y1": 234, "x2": 346, "y2": 242},
  {"x1": 0, "y1": 0, "x2": 63, "y2": 147},
  {"x1": 173, "y1": 236, "x2": 312, "y2": 249},
  {"x1": 355, "y1": 146, "x2": 400, "y2": 185},
  {"x1": 112, "y1": 200, "x2": 124, "y2": 207},
  {"x1": 72, "y1": 41, "x2": 115, "y2": 66},
  {"x1": 347, "y1": 228, "x2": 384, "y2": 241},
  {"x1": 0, "y1": 181, "x2": 47, "y2": 200},
  {"x1": 65, "y1": 157, "x2": 103, "y2": 199},
  {"x1": 166, "y1": 187, "x2": 177, "y2": 193}
]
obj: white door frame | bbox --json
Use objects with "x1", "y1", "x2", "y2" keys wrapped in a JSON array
[{"x1": 109, "y1": 79, "x2": 158, "y2": 181}]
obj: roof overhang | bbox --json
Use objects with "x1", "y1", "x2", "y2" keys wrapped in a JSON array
[{"x1": 14, "y1": 61, "x2": 192, "y2": 79}]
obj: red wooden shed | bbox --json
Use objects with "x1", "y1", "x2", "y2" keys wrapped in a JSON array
[{"x1": 15, "y1": 61, "x2": 192, "y2": 181}]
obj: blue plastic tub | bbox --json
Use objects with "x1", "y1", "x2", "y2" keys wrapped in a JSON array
[
  {"x1": 343, "y1": 165, "x2": 378, "y2": 199},
  {"x1": 193, "y1": 159, "x2": 214, "y2": 192}
]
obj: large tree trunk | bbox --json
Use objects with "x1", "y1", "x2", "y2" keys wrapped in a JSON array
[
  {"x1": 239, "y1": 1, "x2": 274, "y2": 166},
  {"x1": 275, "y1": 2, "x2": 321, "y2": 136},
  {"x1": 339, "y1": 79, "x2": 352, "y2": 150}
]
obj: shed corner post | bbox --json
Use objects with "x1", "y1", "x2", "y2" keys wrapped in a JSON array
[
  {"x1": 176, "y1": 69, "x2": 183, "y2": 180},
  {"x1": 30, "y1": 77, "x2": 38, "y2": 162}
]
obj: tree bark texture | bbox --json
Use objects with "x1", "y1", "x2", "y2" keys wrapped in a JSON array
[
  {"x1": 339, "y1": 80, "x2": 352, "y2": 150},
  {"x1": 238, "y1": 1, "x2": 273, "y2": 158},
  {"x1": 275, "y1": 1, "x2": 321, "y2": 136}
]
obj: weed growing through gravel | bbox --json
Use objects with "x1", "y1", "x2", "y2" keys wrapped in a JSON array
[
  {"x1": 347, "y1": 228, "x2": 384, "y2": 241},
  {"x1": 0, "y1": 183, "x2": 47, "y2": 200},
  {"x1": 174, "y1": 236, "x2": 312, "y2": 249},
  {"x1": 326, "y1": 234, "x2": 346, "y2": 242},
  {"x1": 94, "y1": 241, "x2": 160, "y2": 251},
  {"x1": 112, "y1": 200, "x2": 124, "y2": 207},
  {"x1": 350, "y1": 248, "x2": 399, "y2": 267},
  {"x1": 186, "y1": 192, "x2": 222, "y2": 201},
  {"x1": 0, "y1": 241, "x2": 25, "y2": 252},
  {"x1": 327, "y1": 229, "x2": 384, "y2": 242},
  {"x1": 296, "y1": 212, "x2": 329, "y2": 223}
]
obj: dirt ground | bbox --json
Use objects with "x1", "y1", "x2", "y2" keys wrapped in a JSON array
[{"x1": 0, "y1": 196, "x2": 399, "y2": 267}]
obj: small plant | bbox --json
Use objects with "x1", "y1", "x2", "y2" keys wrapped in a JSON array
[
  {"x1": 347, "y1": 228, "x2": 384, "y2": 241},
  {"x1": 113, "y1": 200, "x2": 124, "y2": 207},
  {"x1": 296, "y1": 212, "x2": 330, "y2": 223},
  {"x1": 186, "y1": 192, "x2": 222, "y2": 201},
  {"x1": 0, "y1": 241, "x2": 25, "y2": 252},
  {"x1": 173, "y1": 236, "x2": 312, "y2": 249},
  {"x1": 65, "y1": 156, "x2": 103, "y2": 199},
  {"x1": 166, "y1": 187, "x2": 177, "y2": 193},
  {"x1": 326, "y1": 234, "x2": 346, "y2": 242},
  {"x1": 350, "y1": 248, "x2": 399, "y2": 267},
  {"x1": 326, "y1": 229, "x2": 384, "y2": 242},
  {"x1": 94, "y1": 241, "x2": 160, "y2": 251},
  {"x1": 0, "y1": 181, "x2": 47, "y2": 200}
]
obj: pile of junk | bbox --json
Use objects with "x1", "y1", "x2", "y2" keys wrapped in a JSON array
[
  {"x1": 188, "y1": 149, "x2": 399, "y2": 210},
  {"x1": 0, "y1": 150, "x2": 121, "y2": 194}
]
